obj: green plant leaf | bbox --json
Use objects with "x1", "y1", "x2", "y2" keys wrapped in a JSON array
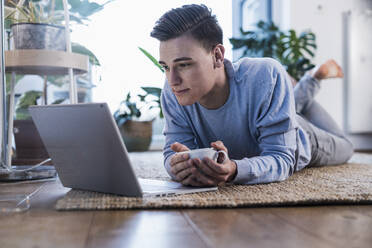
[
  {"x1": 239, "y1": 27, "x2": 255, "y2": 36},
  {"x1": 67, "y1": 0, "x2": 113, "y2": 17},
  {"x1": 6, "y1": 0, "x2": 114, "y2": 25},
  {"x1": 137, "y1": 94, "x2": 146, "y2": 102},
  {"x1": 52, "y1": 98, "x2": 66, "y2": 104},
  {"x1": 114, "y1": 109, "x2": 130, "y2": 126},
  {"x1": 15, "y1": 90, "x2": 42, "y2": 120},
  {"x1": 17, "y1": 90, "x2": 42, "y2": 109},
  {"x1": 138, "y1": 47, "x2": 164, "y2": 73},
  {"x1": 301, "y1": 47, "x2": 315, "y2": 57},
  {"x1": 229, "y1": 38, "x2": 249, "y2": 49},
  {"x1": 72, "y1": 42, "x2": 100, "y2": 66},
  {"x1": 230, "y1": 20, "x2": 317, "y2": 80},
  {"x1": 141, "y1": 87, "x2": 161, "y2": 98}
]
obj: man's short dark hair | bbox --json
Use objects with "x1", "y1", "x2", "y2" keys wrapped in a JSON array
[{"x1": 150, "y1": 4, "x2": 223, "y2": 51}]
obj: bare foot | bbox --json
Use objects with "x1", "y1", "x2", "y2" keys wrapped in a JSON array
[{"x1": 312, "y1": 59, "x2": 344, "y2": 80}]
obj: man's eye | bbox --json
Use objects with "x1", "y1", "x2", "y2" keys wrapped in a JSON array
[
  {"x1": 162, "y1": 65, "x2": 169, "y2": 71},
  {"x1": 179, "y1": 63, "x2": 191, "y2": 68}
]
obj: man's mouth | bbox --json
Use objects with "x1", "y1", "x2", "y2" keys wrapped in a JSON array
[{"x1": 173, "y1": 88, "x2": 190, "y2": 96}]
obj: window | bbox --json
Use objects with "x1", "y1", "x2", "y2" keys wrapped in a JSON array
[{"x1": 232, "y1": 0, "x2": 272, "y2": 61}]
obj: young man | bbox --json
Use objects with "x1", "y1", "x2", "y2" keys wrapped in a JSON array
[{"x1": 150, "y1": 4, "x2": 353, "y2": 186}]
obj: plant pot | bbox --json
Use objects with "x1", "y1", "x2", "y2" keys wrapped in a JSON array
[
  {"x1": 11, "y1": 23, "x2": 66, "y2": 51},
  {"x1": 13, "y1": 119, "x2": 49, "y2": 160},
  {"x1": 118, "y1": 120, "x2": 153, "y2": 152}
]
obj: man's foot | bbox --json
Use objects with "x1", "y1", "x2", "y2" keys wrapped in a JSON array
[{"x1": 312, "y1": 59, "x2": 344, "y2": 80}]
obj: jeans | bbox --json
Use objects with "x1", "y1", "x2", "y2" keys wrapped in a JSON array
[{"x1": 294, "y1": 75, "x2": 354, "y2": 166}]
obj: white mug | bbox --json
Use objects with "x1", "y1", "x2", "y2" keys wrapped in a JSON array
[{"x1": 177, "y1": 148, "x2": 228, "y2": 164}]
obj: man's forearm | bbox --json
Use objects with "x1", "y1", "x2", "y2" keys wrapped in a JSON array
[{"x1": 232, "y1": 154, "x2": 294, "y2": 185}]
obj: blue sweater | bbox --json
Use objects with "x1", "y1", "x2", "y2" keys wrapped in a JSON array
[{"x1": 161, "y1": 58, "x2": 311, "y2": 184}]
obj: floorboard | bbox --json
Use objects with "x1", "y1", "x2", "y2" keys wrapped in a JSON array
[
  {"x1": 183, "y1": 208, "x2": 338, "y2": 248},
  {"x1": 85, "y1": 210, "x2": 209, "y2": 248},
  {"x1": 1, "y1": 151, "x2": 372, "y2": 248}
]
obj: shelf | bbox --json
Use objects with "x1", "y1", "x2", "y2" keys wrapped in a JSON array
[{"x1": 5, "y1": 49, "x2": 89, "y2": 75}]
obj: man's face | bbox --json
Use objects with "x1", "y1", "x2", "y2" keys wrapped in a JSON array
[{"x1": 159, "y1": 35, "x2": 217, "y2": 106}]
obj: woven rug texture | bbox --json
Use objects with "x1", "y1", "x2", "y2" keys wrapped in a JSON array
[{"x1": 55, "y1": 152, "x2": 372, "y2": 210}]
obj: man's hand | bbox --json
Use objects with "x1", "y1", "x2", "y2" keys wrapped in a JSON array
[
  {"x1": 190, "y1": 141, "x2": 237, "y2": 186},
  {"x1": 170, "y1": 141, "x2": 237, "y2": 187},
  {"x1": 170, "y1": 142, "x2": 203, "y2": 186}
]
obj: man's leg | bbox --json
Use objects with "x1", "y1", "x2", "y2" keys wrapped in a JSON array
[
  {"x1": 293, "y1": 60, "x2": 353, "y2": 166},
  {"x1": 293, "y1": 74, "x2": 320, "y2": 115},
  {"x1": 297, "y1": 115, "x2": 354, "y2": 166},
  {"x1": 293, "y1": 59, "x2": 343, "y2": 115},
  {"x1": 294, "y1": 59, "x2": 345, "y2": 136}
]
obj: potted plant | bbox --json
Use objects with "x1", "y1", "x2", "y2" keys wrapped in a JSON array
[
  {"x1": 4, "y1": 0, "x2": 109, "y2": 163},
  {"x1": 114, "y1": 47, "x2": 163, "y2": 152},
  {"x1": 6, "y1": 0, "x2": 63, "y2": 50},
  {"x1": 5, "y1": 0, "x2": 112, "y2": 51},
  {"x1": 229, "y1": 20, "x2": 317, "y2": 81},
  {"x1": 114, "y1": 87, "x2": 162, "y2": 152},
  {"x1": 4, "y1": 0, "x2": 106, "y2": 106}
]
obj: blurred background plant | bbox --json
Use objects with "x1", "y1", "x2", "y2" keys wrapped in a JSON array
[
  {"x1": 114, "y1": 47, "x2": 163, "y2": 126},
  {"x1": 5, "y1": 0, "x2": 113, "y2": 27},
  {"x1": 229, "y1": 20, "x2": 317, "y2": 81},
  {"x1": 113, "y1": 87, "x2": 162, "y2": 126},
  {"x1": 4, "y1": 0, "x2": 111, "y2": 120},
  {"x1": 5, "y1": 0, "x2": 104, "y2": 64},
  {"x1": 113, "y1": 47, "x2": 164, "y2": 152}
]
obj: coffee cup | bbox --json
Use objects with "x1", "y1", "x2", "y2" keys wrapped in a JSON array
[{"x1": 177, "y1": 148, "x2": 228, "y2": 164}]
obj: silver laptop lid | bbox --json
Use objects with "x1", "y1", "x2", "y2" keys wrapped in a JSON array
[{"x1": 29, "y1": 103, "x2": 142, "y2": 197}]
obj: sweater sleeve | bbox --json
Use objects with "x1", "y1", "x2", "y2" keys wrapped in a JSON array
[
  {"x1": 161, "y1": 82, "x2": 198, "y2": 180},
  {"x1": 232, "y1": 59, "x2": 299, "y2": 184}
]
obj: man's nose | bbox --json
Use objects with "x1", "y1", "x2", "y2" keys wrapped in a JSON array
[{"x1": 168, "y1": 70, "x2": 182, "y2": 86}]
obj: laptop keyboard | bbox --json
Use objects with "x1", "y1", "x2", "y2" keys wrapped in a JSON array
[{"x1": 138, "y1": 178, "x2": 184, "y2": 191}]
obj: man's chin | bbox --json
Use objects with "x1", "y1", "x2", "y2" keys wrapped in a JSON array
[{"x1": 176, "y1": 97, "x2": 196, "y2": 106}]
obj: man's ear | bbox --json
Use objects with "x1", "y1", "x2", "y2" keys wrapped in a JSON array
[{"x1": 213, "y1": 44, "x2": 225, "y2": 68}]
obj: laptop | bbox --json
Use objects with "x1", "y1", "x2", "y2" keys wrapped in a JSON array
[{"x1": 29, "y1": 103, "x2": 217, "y2": 197}]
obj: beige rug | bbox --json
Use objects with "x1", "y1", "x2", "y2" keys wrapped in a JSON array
[{"x1": 56, "y1": 152, "x2": 372, "y2": 210}]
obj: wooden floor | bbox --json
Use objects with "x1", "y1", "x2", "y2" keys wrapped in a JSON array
[{"x1": 1, "y1": 178, "x2": 371, "y2": 248}]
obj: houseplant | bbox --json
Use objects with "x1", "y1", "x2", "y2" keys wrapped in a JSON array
[
  {"x1": 229, "y1": 20, "x2": 317, "y2": 81},
  {"x1": 114, "y1": 87, "x2": 162, "y2": 152},
  {"x1": 4, "y1": 0, "x2": 105, "y2": 106},
  {"x1": 4, "y1": 0, "x2": 110, "y2": 162},
  {"x1": 5, "y1": 0, "x2": 111, "y2": 52},
  {"x1": 114, "y1": 47, "x2": 163, "y2": 152}
]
